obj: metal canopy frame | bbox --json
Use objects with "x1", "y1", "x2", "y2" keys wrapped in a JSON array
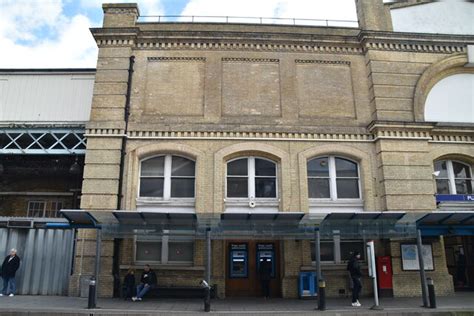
[
  {"x1": 0, "y1": 128, "x2": 86, "y2": 154},
  {"x1": 417, "y1": 211, "x2": 474, "y2": 236},
  {"x1": 54, "y1": 209, "x2": 474, "y2": 310}
]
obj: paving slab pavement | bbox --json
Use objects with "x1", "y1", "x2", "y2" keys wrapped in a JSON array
[{"x1": 0, "y1": 293, "x2": 473, "y2": 315}]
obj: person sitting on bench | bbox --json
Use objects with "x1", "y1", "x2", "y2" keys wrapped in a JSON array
[{"x1": 132, "y1": 265, "x2": 157, "y2": 301}]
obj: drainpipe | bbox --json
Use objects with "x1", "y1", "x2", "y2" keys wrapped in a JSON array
[{"x1": 117, "y1": 55, "x2": 135, "y2": 210}]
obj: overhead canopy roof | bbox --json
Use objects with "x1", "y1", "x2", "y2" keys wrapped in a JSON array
[
  {"x1": 417, "y1": 211, "x2": 474, "y2": 236},
  {"x1": 56, "y1": 210, "x2": 474, "y2": 239}
]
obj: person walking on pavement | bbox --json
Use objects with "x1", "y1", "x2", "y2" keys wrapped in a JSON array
[
  {"x1": 132, "y1": 264, "x2": 157, "y2": 301},
  {"x1": 0, "y1": 248, "x2": 20, "y2": 297},
  {"x1": 347, "y1": 251, "x2": 362, "y2": 307},
  {"x1": 259, "y1": 258, "x2": 272, "y2": 299}
]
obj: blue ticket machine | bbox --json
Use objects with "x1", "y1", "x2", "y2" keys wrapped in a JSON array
[
  {"x1": 229, "y1": 243, "x2": 248, "y2": 278},
  {"x1": 256, "y1": 243, "x2": 275, "y2": 278}
]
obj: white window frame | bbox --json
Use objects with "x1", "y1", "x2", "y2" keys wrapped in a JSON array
[
  {"x1": 134, "y1": 231, "x2": 194, "y2": 265},
  {"x1": 226, "y1": 156, "x2": 278, "y2": 201},
  {"x1": 27, "y1": 201, "x2": 46, "y2": 217},
  {"x1": 138, "y1": 154, "x2": 196, "y2": 201},
  {"x1": 46, "y1": 201, "x2": 63, "y2": 218},
  {"x1": 308, "y1": 156, "x2": 362, "y2": 202},
  {"x1": 435, "y1": 160, "x2": 473, "y2": 195}
]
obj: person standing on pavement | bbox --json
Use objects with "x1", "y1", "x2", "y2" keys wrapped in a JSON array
[
  {"x1": 259, "y1": 258, "x2": 272, "y2": 299},
  {"x1": 132, "y1": 264, "x2": 157, "y2": 301},
  {"x1": 347, "y1": 251, "x2": 362, "y2": 307},
  {"x1": 123, "y1": 268, "x2": 136, "y2": 300},
  {"x1": 0, "y1": 248, "x2": 20, "y2": 297}
]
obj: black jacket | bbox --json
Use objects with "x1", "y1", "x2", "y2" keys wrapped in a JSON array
[
  {"x1": 259, "y1": 261, "x2": 272, "y2": 281},
  {"x1": 347, "y1": 257, "x2": 361, "y2": 278},
  {"x1": 140, "y1": 270, "x2": 157, "y2": 287},
  {"x1": 124, "y1": 273, "x2": 136, "y2": 288},
  {"x1": 1, "y1": 255, "x2": 20, "y2": 278}
]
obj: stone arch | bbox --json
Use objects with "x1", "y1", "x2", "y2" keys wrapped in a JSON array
[
  {"x1": 124, "y1": 142, "x2": 206, "y2": 210},
  {"x1": 214, "y1": 143, "x2": 291, "y2": 212},
  {"x1": 297, "y1": 144, "x2": 376, "y2": 212},
  {"x1": 414, "y1": 54, "x2": 472, "y2": 122},
  {"x1": 429, "y1": 147, "x2": 474, "y2": 166}
]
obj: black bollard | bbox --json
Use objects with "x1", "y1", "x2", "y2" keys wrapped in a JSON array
[
  {"x1": 200, "y1": 280, "x2": 211, "y2": 312},
  {"x1": 427, "y1": 278, "x2": 436, "y2": 309},
  {"x1": 88, "y1": 278, "x2": 96, "y2": 309},
  {"x1": 204, "y1": 286, "x2": 211, "y2": 312},
  {"x1": 318, "y1": 279, "x2": 326, "y2": 311}
]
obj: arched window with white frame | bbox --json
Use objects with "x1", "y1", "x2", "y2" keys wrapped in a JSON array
[
  {"x1": 226, "y1": 157, "x2": 277, "y2": 199},
  {"x1": 434, "y1": 160, "x2": 473, "y2": 195},
  {"x1": 307, "y1": 156, "x2": 361, "y2": 201},
  {"x1": 139, "y1": 155, "x2": 195, "y2": 199}
]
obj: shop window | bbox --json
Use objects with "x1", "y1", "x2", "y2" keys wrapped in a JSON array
[
  {"x1": 135, "y1": 234, "x2": 194, "y2": 265},
  {"x1": 226, "y1": 157, "x2": 277, "y2": 199},
  {"x1": 311, "y1": 239, "x2": 365, "y2": 264},
  {"x1": 139, "y1": 155, "x2": 195, "y2": 199},
  {"x1": 310, "y1": 241, "x2": 335, "y2": 262},
  {"x1": 307, "y1": 156, "x2": 360, "y2": 200},
  {"x1": 434, "y1": 160, "x2": 473, "y2": 195}
]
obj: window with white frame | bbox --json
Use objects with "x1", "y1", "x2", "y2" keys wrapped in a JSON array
[
  {"x1": 135, "y1": 233, "x2": 194, "y2": 264},
  {"x1": 434, "y1": 160, "x2": 473, "y2": 195},
  {"x1": 307, "y1": 156, "x2": 360, "y2": 200},
  {"x1": 27, "y1": 201, "x2": 46, "y2": 217},
  {"x1": 139, "y1": 155, "x2": 195, "y2": 199},
  {"x1": 311, "y1": 239, "x2": 365, "y2": 264},
  {"x1": 27, "y1": 200, "x2": 63, "y2": 218},
  {"x1": 46, "y1": 201, "x2": 63, "y2": 218},
  {"x1": 226, "y1": 157, "x2": 277, "y2": 199}
]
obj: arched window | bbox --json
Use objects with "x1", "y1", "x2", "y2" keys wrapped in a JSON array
[
  {"x1": 139, "y1": 155, "x2": 195, "y2": 198},
  {"x1": 425, "y1": 74, "x2": 474, "y2": 123},
  {"x1": 226, "y1": 157, "x2": 277, "y2": 199},
  {"x1": 434, "y1": 160, "x2": 473, "y2": 195},
  {"x1": 307, "y1": 156, "x2": 360, "y2": 200}
]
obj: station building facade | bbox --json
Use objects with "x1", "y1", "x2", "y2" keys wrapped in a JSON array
[{"x1": 65, "y1": 0, "x2": 474, "y2": 299}]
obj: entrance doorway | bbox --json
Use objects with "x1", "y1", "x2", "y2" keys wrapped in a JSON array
[
  {"x1": 444, "y1": 236, "x2": 474, "y2": 290},
  {"x1": 225, "y1": 240, "x2": 281, "y2": 297}
]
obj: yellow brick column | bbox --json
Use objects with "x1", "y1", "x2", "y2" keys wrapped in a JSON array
[{"x1": 69, "y1": 3, "x2": 139, "y2": 298}]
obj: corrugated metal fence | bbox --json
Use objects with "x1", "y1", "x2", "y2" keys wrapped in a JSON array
[{"x1": 0, "y1": 228, "x2": 74, "y2": 295}]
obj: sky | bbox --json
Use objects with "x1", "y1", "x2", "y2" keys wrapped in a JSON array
[{"x1": 0, "y1": 0, "x2": 358, "y2": 68}]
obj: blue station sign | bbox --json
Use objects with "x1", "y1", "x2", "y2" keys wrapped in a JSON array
[{"x1": 436, "y1": 194, "x2": 474, "y2": 202}]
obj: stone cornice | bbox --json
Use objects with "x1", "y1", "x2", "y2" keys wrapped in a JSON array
[
  {"x1": 84, "y1": 127, "x2": 473, "y2": 144},
  {"x1": 360, "y1": 31, "x2": 473, "y2": 54},
  {"x1": 136, "y1": 40, "x2": 363, "y2": 54},
  {"x1": 91, "y1": 26, "x2": 474, "y2": 55},
  {"x1": 91, "y1": 27, "x2": 139, "y2": 47},
  {"x1": 368, "y1": 121, "x2": 474, "y2": 143}
]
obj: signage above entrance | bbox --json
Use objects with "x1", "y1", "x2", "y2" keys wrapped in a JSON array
[{"x1": 436, "y1": 194, "x2": 474, "y2": 202}]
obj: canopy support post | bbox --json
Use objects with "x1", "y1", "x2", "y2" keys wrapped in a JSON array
[
  {"x1": 416, "y1": 229, "x2": 429, "y2": 308},
  {"x1": 95, "y1": 228, "x2": 102, "y2": 304}
]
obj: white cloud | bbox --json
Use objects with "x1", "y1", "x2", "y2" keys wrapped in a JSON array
[
  {"x1": 0, "y1": 14, "x2": 98, "y2": 68},
  {"x1": 0, "y1": 0, "x2": 97, "y2": 68}
]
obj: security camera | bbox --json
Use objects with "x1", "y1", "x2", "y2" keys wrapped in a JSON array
[{"x1": 432, "y1": 171, "x2": 440, "y2": 177}]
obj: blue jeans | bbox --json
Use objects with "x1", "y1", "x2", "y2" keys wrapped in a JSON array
[
  {"x1": 136, "y1": 284, "x2": 151, "y2": 299},
  {"x1": 2, "y1": 276, "x2": 16, "y2": 295}
]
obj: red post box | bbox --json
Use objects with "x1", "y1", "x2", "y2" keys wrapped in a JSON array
[{"x1": 376, "y1": 256, "x2": 393, "y2": 296}]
